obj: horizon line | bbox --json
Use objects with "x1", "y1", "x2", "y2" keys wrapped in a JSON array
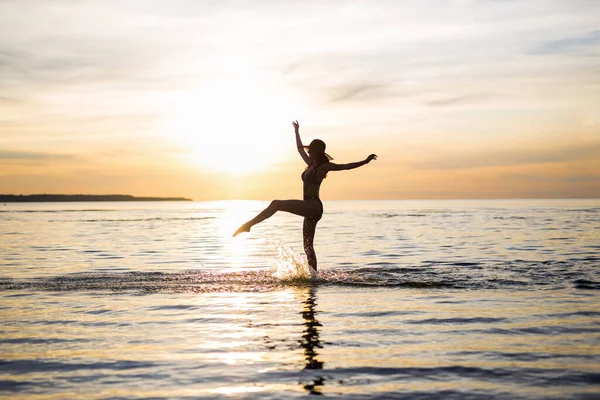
[{"x1": 1, "y1": 194, "x2": 599, "y2": 202}]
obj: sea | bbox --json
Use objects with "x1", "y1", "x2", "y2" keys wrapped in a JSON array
[{"x1": 1, "y1": 199, "x2": 599, "y2": 399}]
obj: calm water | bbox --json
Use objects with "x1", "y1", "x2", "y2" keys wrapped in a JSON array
[{"x1": 1, "y1": 199, "x2": 599, "y2": 399}]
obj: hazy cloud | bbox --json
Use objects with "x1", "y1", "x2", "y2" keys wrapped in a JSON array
[
  {"x1": 0, "y1": 150, "x2": 74, "y2": 160},
  {"x1": 409, "y1": 141, "x2": 600, "y2": 171},
  {"x1": 424, "y1": 94, "x2": 499, "y2": 107},
  {"x1": 531, "y1": 30, "x2": 600, "y2": 55},
  {"x1": 328, "y1": 83, "x2": 394, "y2": 103},
  {"x1": 0, "y1": 95, "x2": 22, "y2": 103}
]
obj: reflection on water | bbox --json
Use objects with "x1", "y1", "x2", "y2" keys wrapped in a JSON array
[
  {"x1": 0, "y1": 287, "x2": 599, "y2": 399},
  {"x1": 300, "y1": 287, "x2": 324, "y2": 395}
]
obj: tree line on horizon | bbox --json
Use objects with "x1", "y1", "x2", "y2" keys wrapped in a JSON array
[{"x1": 0, "y1": 194, "x2": 191, "y2": 202}]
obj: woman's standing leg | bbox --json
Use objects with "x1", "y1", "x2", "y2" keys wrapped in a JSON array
[{"x1": 303, "y1": 217, "x2": 319, "y2": 272}]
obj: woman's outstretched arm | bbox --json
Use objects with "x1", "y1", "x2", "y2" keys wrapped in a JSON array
[
  {"x1": 324, "y1": 154, "x2": 377, "y2": 172},
  {"x1": 293, "y1": 120, "x2": 310, "y2": 165}
]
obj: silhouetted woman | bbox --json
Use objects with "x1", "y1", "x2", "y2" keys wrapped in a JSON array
[{"x1": 233, "y1": 121, "x2": 377, "y2": 272}]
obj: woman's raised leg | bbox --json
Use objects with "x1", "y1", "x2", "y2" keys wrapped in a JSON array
[{"x1": 233, "y1": 200, "x2": 318, "y2": 236}]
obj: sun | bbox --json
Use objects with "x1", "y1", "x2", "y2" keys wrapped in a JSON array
[{"x1": 165, "y1": 73, "x2": 301, "y2": 176}]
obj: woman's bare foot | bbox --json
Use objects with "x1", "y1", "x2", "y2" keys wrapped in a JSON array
[{"x1": 233, "y1": 223, "x2": 251, "y2": 237}]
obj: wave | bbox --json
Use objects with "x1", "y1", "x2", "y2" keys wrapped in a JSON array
[
  {"x1": 0, "y1": 267, "x2": 475, "y2": 293},
  {"x1": 1, "y1": 240, "x2": 598, "y2": 293},
  {"x1": 51, "y1": 217, "x2": 215, "y2": 222},
  {"x1": 0, "y1": 209, "x2": 114, "y2": 213},
  {"x1": 1, "y1": 266, "x2": 597, "y2": 293},
  {"x1": 369, "y1": 211, "x2": 469, "y2": 218}
]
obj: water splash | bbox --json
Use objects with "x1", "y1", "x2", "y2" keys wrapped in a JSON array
[
  {"x1": 1, "y1": 261, "x2": 596, "y2": 293},
  {"x1": 268, "y1": 241, "x2": 317, "y2": 283}
]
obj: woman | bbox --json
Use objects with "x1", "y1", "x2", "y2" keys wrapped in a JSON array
[{"x1": 233, "y1": 120, "x2": 377, "y2": 272}]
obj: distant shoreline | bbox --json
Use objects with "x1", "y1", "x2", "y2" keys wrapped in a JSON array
[{"x1": 0, "y1": 194, "x2": 192, "y2": 202}]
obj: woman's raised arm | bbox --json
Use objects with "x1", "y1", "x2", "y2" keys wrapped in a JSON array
[
  {"x1": 324, "y1": 154, "x2": 377, "y2": 172},
  {"x1": 293, "y1": 120, "x2": 310, "y2": 165}
]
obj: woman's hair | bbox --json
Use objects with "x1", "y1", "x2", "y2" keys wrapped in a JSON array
[
  {"x1": 306, "y1": 151, "x2": 330, "y2": 178},
  {"x1": 313, "y1": 152, "x2": 330, "y2": 166},
  {"x1": 305, "y1": 139, "x2": 330, "y2": 177}
]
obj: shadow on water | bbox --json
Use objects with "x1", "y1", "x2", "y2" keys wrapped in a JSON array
[{"x1": 299, "y1": 287, "x2": 325, "y2": 395}]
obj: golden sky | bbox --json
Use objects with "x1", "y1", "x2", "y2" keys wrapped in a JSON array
[{"x1": 1, "y1": 0, "x2": 599, "y2": 200}]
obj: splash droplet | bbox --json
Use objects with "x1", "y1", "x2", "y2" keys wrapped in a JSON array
[{"x1": 268, "y1": 241, "x2": 317, "y2": 282}]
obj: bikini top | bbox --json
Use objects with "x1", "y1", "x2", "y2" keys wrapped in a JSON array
[{"x1": 302, "y1": 163, "x2": 326, "y2": 197}]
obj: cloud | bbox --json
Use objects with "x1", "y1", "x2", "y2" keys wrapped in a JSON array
[
  {"x1": 0, "y1": 95, "x2": 22, "y2": 103},
  {"x1": 0, "y1": 43, "x2": 195, "y2": 93},
  {"x1": 0, "y1": 150, "x2": 74, "y2": 160},
  {"x1": 327, "y1": 83, "x2": 394, "y2": 103},
  {"x1": 408, "y1": 141, "x2": 600, "y2": 171},
  {"x1": 424, "y1": 94, "x2": 499, "y2": 107},
  {"x1": 531, "y1": 30, "x2": 600, "y2": 55}
]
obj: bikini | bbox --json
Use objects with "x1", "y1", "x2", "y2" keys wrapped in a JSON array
[{"x1": 301, "y1": 164, "x2": 324, "y2": 221}]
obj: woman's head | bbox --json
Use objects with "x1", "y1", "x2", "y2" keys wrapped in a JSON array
[{"x1": 305, "y1": 139, "x2": 333, "y2": 165}]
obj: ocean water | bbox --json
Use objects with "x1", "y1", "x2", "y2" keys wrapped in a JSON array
[{"x1": 1, "y1": 199, "x2": 599, "y2": 399}]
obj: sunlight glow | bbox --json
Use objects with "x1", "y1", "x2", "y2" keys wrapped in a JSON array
[
  {"x1": 166, "y1": 71, "x2": 301, "y2": 176},
  {"x1": 212, "y1": 385, "x2": 265, "y2": 395},
  {"x1": 217, "y1": 200, "x2": 264, "y2": 269}
]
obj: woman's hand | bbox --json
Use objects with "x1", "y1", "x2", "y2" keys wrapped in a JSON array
[
  {"x1": 292, "y1": 120, "x2": 299, "y2": 133},
  {"x1": 366, "y1": 154, "x2": 378, "y2": 163}
]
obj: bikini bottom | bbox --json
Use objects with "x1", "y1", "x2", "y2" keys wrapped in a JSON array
[{"x1": 303, "y1": 195, "x2": 323, "y2": 222}]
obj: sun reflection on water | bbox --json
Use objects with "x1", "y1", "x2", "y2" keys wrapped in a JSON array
[
  {"x1": 203, "y1": 287, "x2": 326, "y2": 396},
  {"x1": 216, "y1": 200, "x2": 265, "y2": 271}
]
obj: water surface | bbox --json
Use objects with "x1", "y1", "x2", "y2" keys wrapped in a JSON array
[{"x1": 1, "y1": 200, "x2": 599, "y2": 398}]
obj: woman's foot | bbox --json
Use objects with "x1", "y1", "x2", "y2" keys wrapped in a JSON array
[{"x1": 233, "y1": 223, "x2": 251, "y2": 237}]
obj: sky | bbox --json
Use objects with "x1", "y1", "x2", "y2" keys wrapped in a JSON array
[{"x1": 1, "y1": 0, "x2": 599, "y2": 200}]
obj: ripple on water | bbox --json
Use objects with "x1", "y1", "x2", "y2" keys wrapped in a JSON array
[
  {"x1": 0, "y1": 359, "x2": 159, "y2": 374},
  {"x1": 0, "y1": 258, "x2": 598, "y2": 293}
]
